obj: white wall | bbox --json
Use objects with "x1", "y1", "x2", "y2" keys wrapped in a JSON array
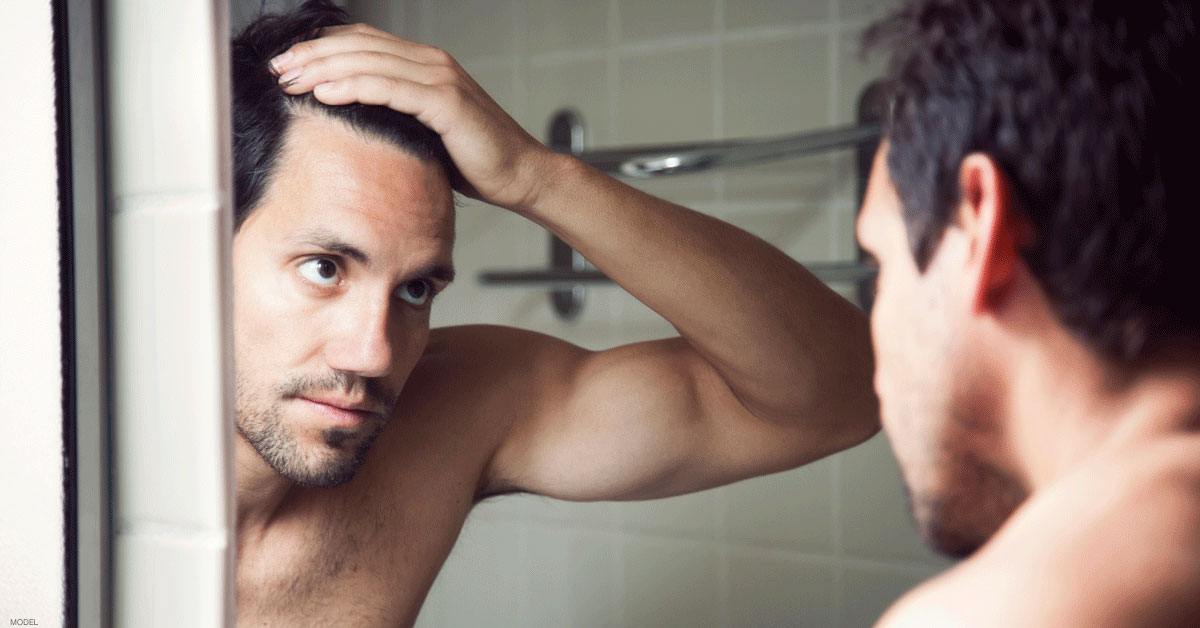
[
  {"x1": 0, "y1": 1, "x2": 64, "y2": 625},
  {"x1": 347, "y1": 1, "x2": 953, "y2": 627},
  {"x1": 106, "y1": 0, "x2": 235, "y2": 625}
]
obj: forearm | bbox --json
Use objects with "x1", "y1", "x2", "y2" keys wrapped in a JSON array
[{"x1": 517, "y1": 154, "x2": 878, "y2": 434}]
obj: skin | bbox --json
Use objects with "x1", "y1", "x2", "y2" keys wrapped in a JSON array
[
  {"x1": 234, "y1": 24, "x2": 878, "y2": 626},
  {"x1": 857, "y1": 142, "x2": 1200, "y2": 627}
]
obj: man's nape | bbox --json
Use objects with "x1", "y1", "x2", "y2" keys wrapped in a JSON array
[{"x1": 866, "y1": 0, "x2": 1200, "y2": 624}]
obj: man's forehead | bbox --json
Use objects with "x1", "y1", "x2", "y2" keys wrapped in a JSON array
[
  {"x1": 234, "y1": 114, "x2": 456, "y2": 275},
  {"x1": 280, "y1": 114, "x2": 453, "y2": 215},
  {"x1": 264, "y1": 115, "x2": 454, "y2": 231}
]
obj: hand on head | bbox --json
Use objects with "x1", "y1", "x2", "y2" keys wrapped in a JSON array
[{"x1": 269, "y1": 23, "x2": 559, "y2": 211}]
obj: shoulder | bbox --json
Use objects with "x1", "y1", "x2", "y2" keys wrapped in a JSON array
[
  {"x1": 881, "y1": 437, "x2": 1200, "y2": 627},
  {"x1": 351, "y1": 326, "x2": 588, "y2": 501},
  {"x1": 414, "y1": 324, "x2": 590, "y2": 388},
  {"x1": 396, "y1": 324, "x2": 591, "y2": 445},
  {"x1": 1034, "y1": 441, "x2": 1200, "y2": 625},
  {"x1": 389, "y1": 325, "x2": 586, "y2": 421}
]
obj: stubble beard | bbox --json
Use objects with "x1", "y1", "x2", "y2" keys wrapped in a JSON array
[
  {"x1": 896, "y1": 397, "x2": 1028, "y2": 559},
  {"x1": 235, "y1": 374, "x2": 390, "y2": 488},
  {"x1": 907, "y1": 448, "x2": 1027, "y2": 558}
]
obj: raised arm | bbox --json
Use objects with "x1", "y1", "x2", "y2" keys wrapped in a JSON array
[
  {"x1": 480, "y1": 159, "x2": 878, "y2": 499},
  {"x1": 270, "y1": 24, "x2": 879, "y2": 500}
]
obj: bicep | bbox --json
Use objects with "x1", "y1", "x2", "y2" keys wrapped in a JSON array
[{"x1": 486, "y1": 334, "x2": 849, "y2": 501}]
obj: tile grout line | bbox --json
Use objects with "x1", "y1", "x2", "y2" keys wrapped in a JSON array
[{"x1": 461, "y1": 21, "x2": 847, "y2": 72}]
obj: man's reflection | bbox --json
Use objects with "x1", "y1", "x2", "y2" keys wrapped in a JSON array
[{"x1": 230, "y1": 2, "x2": 877, "y2": 625}]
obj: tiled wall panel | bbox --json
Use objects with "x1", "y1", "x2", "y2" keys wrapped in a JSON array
[{"x1": 108, "y1": 0, "x2": 235, "y2": 625}]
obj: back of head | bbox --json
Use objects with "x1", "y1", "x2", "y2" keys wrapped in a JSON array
[
  {"x1": 866, "y1": 0, "x2": 1198, "y2": 363},
  {"x1": 231, "y1": 0, "x2": 456, "y2": 228}
]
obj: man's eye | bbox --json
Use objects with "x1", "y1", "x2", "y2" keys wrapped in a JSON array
[
  {"x1": 298, "y1": 257, "x2": 341, "y2": 287},
  {"x1": 397, "y1": 279, "x2": 432, "y2": 306}
]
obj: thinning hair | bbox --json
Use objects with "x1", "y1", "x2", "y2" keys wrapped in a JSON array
[{"x1": 230, "y1": 0, "x2": 457, "y2": 228}]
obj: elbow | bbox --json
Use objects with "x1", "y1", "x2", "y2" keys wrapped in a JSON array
[
  {"x1": 845, "y1": 395, "x2": 882, "y2": 449},
  {"x1": 835, "y1": 348, "x2": 882, "y2": 451},
  {"x1": 804, "y1": 346, "x2": 881, "y2": 455},
  {"x1": 838, "y1": 321, "x2": 881, "y2": 447},
  {"x1": 809, "y1": 383, "x2": 880, "y2": 456}
]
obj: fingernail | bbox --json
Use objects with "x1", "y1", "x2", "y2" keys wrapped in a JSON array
[
  {"x1": 277, "y1": 67, "x2": 302, "y2": 85},
  {"x1": 269, "y1": 51, "x2": 294, "y2": 73}
]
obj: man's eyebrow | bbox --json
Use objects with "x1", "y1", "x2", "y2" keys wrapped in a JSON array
[
  {"x1": 295, "y1": 229, "x2": 371, "y2": 265},
  {"x1": 293, "y1": 228, "x2": 455, "y2": 283},
  {"x1": 415, "y1": 262, "x2": 456, "y2": 284}
]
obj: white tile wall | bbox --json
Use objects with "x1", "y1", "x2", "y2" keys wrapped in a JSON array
[
  {"x1": 347, "y1": 1, "x2": 950, "y2": 626},
  {"x1": 108, "y1": 0, "x2": 235, "y2": 625},
  {"x1": 723, "y1": 0, "x2": 831, "y2": 28},
  {"x1": 525, "y1": 0, "x2": 612, "y2": 53},
  {"x1": 840, "y1": 561, "x2": 944, "y2": 628},
  {"x1": 619, "y1": 0, "x2": 717, "y2": 41},
  {"x1": 727, "y1": 550, "x2": 837, "y2": 626},
  {"x1": 622, "y1": 537, "x2": 722, "y2": 627}
]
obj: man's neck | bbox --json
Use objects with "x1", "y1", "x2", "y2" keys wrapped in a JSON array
[
  {"x1": 234, "y1": 435, "x2": 295, "y2": 544},
  {"x1": 1007, "y1": 332, "x2": 1200, "y2": 490}
]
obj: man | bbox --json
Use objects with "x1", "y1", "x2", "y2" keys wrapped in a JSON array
[
  {"x1": 230, "y1": 2, "x2": 877, "y2": 625},
  {"x1": 856, "y1": 0, "x2": 1199, "y2": 625}
]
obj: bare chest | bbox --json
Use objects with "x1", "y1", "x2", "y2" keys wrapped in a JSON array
[{"x1": 235, "y1": 480, "x2": 477, "y2": 626}]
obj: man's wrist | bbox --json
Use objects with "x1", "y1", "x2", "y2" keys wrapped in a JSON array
[{"x1": 512, "y1": 150, "x2": 588, "y2": 220}]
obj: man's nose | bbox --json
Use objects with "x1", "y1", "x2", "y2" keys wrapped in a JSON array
[{"x1": 325, "y1": 298, "x2": 394, "y2": 379}]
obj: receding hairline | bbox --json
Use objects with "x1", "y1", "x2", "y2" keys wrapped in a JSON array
[
  {"x1": 237, "y1": 103, "x2": 455, "y2": 228},
  {"x1": 284, "y1": 103, "x2": 451, "y2": 172}
]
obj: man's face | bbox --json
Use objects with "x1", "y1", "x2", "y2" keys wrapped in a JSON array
[
  {"x1": 232, "y1": 113, "x2": 455, "y2": 487},
  {"x1": 856, "y1": 141, "x2": 1022, "y2": 557}
]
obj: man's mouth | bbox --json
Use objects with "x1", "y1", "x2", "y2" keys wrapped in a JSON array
[{"x1": 295, "y1": 396, "x2": 383, "y2": 428}]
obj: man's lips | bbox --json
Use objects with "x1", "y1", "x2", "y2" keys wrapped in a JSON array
[
  {"x1": 300, "y1": 395, "x2": 383, "y2": 414},
  {"x1": 295, "y1": 396, "x2": 383, "y2": 427}
]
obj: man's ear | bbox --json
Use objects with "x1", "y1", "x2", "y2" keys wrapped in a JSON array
[{"x1": 956, "y1": 154, "x2": 1025, "y2": 315}]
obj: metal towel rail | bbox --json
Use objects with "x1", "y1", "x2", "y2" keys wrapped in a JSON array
[
  {"x1": 477, "y1": 80, "x2": 889, "y2": 319},
  {"x1": 579, "y1": 123, "x2": 880, "y2": 178}
]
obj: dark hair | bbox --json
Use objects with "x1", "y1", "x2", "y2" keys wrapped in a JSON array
[
  {"x1": 865, "y1": 0, "x2": 1197, "y2": 362},
  {"x1": 231, "y1": 0, "x2": 457, "y2": 229}
]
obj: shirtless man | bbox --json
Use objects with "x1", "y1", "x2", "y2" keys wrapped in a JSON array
[
  {"x1": 856, "y1": 0, "x2": 1200, "y2": 625},
  {"x1": 230, "y1": 2, "x2": 877, "y2": 625}
]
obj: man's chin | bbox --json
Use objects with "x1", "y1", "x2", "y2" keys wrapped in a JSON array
[
  {"x1": 284, "y1": 426, "x2": 382, "y2": 488},
  {"x1": 286, "y1": 466, "x2": 358, "y2": 488},
  {"x1": 282, "y1": 451, "x2": 363, "y2": 488},
  {"x1": 909, "y1": 479, "x2": 1024, "y2": 559},
  {"x1": 321, "y1": 426, "x2": 362, "y2": 449},
  {"x1": 918, "y1": 515, "x2": 986, "y2": 559}
]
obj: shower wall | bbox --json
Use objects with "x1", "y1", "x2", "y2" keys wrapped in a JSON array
[
  {"x1": 108, "y1": 0, "x2": 234, "y2": 624},
  {"x1": 349, "y1": 1, "x2": 950, "y2": 626}
]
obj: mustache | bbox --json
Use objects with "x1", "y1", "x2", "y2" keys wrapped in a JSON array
[{"x1": 276, "y1": 371, "x2": 398, "y2": 410}]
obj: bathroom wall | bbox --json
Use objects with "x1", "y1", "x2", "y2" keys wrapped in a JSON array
[
  {"x1": 0, "y1": 2, "x2": 64, "y2": 624},
  {"x1": 350, "y1": 1, "x2": 953, "y2": 626},
  {"x1": 107, "y1": 0, "x2": 235, "y2": 624}
]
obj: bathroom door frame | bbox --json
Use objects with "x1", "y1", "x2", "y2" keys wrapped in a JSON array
[{"x1": 56, "y1": 0, "x2": 113, "y2": 625}]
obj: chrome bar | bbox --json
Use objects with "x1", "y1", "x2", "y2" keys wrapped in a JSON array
[
  {"x1": 480, "y1": 262, "x2": 877, "y2": 289},
  {"x1": 579, "y1": 123, "x2": 881, "y2": 178}
]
